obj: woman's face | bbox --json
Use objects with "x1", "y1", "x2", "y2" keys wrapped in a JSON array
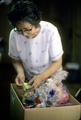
[{"x1": 15, "y1": 22, "x2": 40, "y2": 39}]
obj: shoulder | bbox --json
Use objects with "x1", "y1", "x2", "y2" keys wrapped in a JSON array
[
  {"x1": 9, "y1": 28, "x2": 18, "y2": 38},
  {"x1": 40, "y1": 21, "x2": 57, "y2": 30},
  {"x1": 9, "y1": 28, "x2": 15, "y2": 35},
  {"x1": 40, "y1": 21, "x2": 59, "y2": 35}
]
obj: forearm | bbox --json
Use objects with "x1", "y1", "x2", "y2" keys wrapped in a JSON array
[
  {"x1": 12, "y1": 59, "x2": 24, "y2": 74},
  {"x1": 38, "y1": 57, "x2": 62, "y2": 81}
]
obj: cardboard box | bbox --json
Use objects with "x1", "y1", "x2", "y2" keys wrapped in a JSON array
[{"x1": 10, "y1": 84, "x2": 81, "y2": 120}]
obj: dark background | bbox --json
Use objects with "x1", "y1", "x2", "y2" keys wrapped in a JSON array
[{"x1": 0, "y1": 0, "x2": 81, "y2": 119}]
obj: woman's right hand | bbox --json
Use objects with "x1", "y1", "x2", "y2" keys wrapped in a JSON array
[{"x1": 15, "y1": 72, "x2": 25, "y2": 86}]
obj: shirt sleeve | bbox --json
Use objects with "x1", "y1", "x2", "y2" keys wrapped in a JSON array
[
  {"x1": 8, "y1": 30, "x2": 20, "y2": 60},
  {"x1": 49, "y1": 27, "x2": 64, "y2": 61}
]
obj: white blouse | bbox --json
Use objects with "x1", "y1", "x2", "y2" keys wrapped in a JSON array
[{"x1": 8, "y1": 21, "x2": 64, "y2": 79}]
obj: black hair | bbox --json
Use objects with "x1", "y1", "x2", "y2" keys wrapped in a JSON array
[{"x1": 8, "y1": 0, "x2": 42, "y2": 27}]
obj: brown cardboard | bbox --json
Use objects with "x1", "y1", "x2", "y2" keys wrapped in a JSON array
[{"x1": 10, "y1": 84, "x2": 81, "y2": 120}]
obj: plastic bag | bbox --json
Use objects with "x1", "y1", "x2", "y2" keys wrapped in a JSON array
[
  {"x1": 36, "y1": 78, "x2": 70, "y2": 107},
  {"x1": 22, "y1": 70, "x2": 70, "y2": 108},
  {"x1": 36, "y1": 70, "x2": 70, "y2": 107}
]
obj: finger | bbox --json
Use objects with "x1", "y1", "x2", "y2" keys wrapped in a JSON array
[
  {"x1": 28, "y1": 79, "x2": 34, "y2": 85},
  {"x1": 32, "y1": 82, "x2": 40, "y2": 89},
  {"x1": 15, "y1": 77, "x2": 23, "y2": 86},
  {"x1": 20, "y1": 76, "x2": 25, "y2": 81},
  {"x1": 29, "y1": 75, "x2": 37, "y2": 84}
]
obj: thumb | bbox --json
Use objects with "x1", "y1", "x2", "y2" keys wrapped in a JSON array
[
  {"x1": 28, "y1": 78, "x2": 34, "y2": 85},
  {"x1": 15, "y1": 76, "x2": 24, "y2": 86},
  {"x1": 28, "y1": 76, "x2": 37, "y2": 85}
]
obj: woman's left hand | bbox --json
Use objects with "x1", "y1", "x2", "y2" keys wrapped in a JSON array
[{"x1": 28, "y1": 75, "x2": 43, "y2": 89}]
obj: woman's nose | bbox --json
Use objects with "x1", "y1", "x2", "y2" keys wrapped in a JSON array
[{"x1": 22, "y1": 31, "x2": 28, "y2": 36}]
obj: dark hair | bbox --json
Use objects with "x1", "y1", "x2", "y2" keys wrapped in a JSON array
[{"x1": 8, "y1": 0, "x2": 42, "y2": 27}]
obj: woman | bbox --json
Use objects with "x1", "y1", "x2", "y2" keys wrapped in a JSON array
[{"x1": 8, "y1": 0, "x2": 64, "y2": 89}]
